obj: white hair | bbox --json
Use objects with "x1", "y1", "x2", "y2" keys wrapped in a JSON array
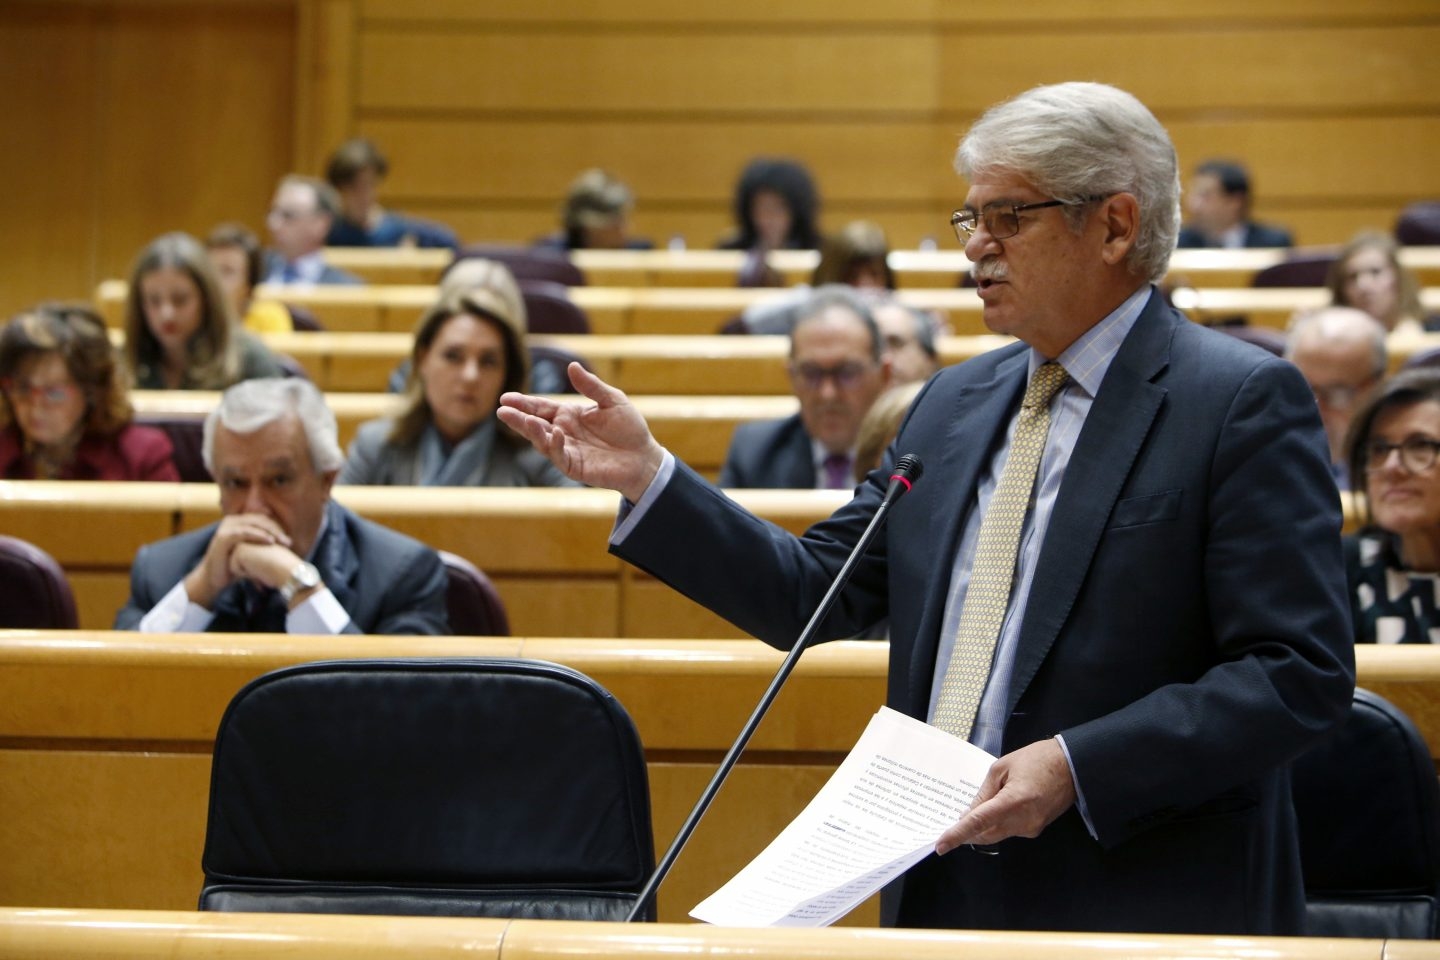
[
  {"x1": 202, "y1": 378, "x2": 344, "y2": 474},
  {"x1": 956, "y1": 82, "x2": 1181, "y2": 283}
]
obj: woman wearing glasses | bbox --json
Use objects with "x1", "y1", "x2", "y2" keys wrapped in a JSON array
[
  {"x1": 0, "y1": 304, "x2": 178, "y2": 480},
  {"x1": 1345, "y1": 367, "x2": 1440, "y2": 643}
]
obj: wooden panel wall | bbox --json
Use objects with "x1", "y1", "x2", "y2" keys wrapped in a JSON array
[
  {"x1": 0, "y1": 0, "x2": 295, "y2": 318},
  {"x1": 5, "y1": 1, "x2": 1438, "y2": 314}
]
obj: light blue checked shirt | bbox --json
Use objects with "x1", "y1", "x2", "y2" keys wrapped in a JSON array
[{"x1": 925, "y1": 284, "x2": 1153, "y2": 769}]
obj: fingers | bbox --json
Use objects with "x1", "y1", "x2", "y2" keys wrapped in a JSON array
[
  {"x1": 499, "y1": 391, "x2": 562, "y2": 421},
  {"x1": 933, "y1": 739, "x2": 1076, "y2": 855},
  {"x1": 568, "y1": 363, "x2": 629, "y2": 408},
  {"x1": 496, "y1": 406, "x2": 559, "y2": 451}
]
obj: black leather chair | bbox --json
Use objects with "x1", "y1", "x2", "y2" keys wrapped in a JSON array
[
  {"x1": 529, "y1": 343, "x2": 591, "y2": 394},
  {"x1": 135, "y1": 416, "x2": 209, "y2": 482},
  {"x1": 450, "y1": 245, "x2": 586, "y2": 287},
  {"x1": 1292, "y1": 687, "x2": 1440, "y2": 938},
  {"x1": 1251, "y1": 251, "x2": 1337, "y2": 288},
  {"x1": 0, "y1": 535, "x2": 78, "y2": 629},
  {"x1": 199, "y1": 658, "x2": 654, "y2": 920},
  {"x1": 439, "y1": 551, "x2": 510, "y2": 636},
  {"x1": 1396, "y1": 202, "x2": 1440, "y2": 246},
  {"x1": 520, "y1": 279, "x2": 591, "y2": 334}
]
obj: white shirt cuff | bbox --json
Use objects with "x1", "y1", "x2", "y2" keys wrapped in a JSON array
[
  {"x1": 286, "y1": 586, "x2": 351, "y2": 635},
  {"x1": 610, "y1": 449, "x2": 676, "y2": 544},
  {"x1": 1054, "y1": 733, "x2": 1099, "y2": 840},
  {"x1": 137, "y1": 580, "x2": 216, "y2": 633}
]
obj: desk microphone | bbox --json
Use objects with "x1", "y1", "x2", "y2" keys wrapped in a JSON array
[{"x1": 625, "y1": 454, "x2": 924, "y2": 922}]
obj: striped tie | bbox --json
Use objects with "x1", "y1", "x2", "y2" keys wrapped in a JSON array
[{"x1": 933, "y1": 361, "x2": 1070, "y2": 739}]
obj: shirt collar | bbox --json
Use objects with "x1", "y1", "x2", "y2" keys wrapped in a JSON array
[{"x1": 1027, "y1": 284, "x2": 1153, "y2": 398}]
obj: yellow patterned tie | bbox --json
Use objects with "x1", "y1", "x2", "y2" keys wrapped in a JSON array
[{"x1": 933, "y1": 361, "x2": 1070, "y2": 739}]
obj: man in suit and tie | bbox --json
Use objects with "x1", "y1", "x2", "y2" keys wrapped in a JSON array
[
  {"x1": 115, "y1": 378, "x2": 447, "y2": 635},
  {"x1": 498, "y1": 82, "x2": 1353, "y2": 935},
  {"x1": 719, "y1": 286, "x2": 891, "y2": 489},
  {"x1": 263, "y1": 175, "x2": 364, "y2": 286},
  {"x1": 1176, "y1": 159, "x2": 1295, "y2": 249}
]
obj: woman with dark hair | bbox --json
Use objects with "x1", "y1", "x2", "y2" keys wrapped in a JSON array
[
  {"x1": 123, "y1": 232, "x2": 283, "y2": 390},
  {"x1": 1327, "y1": 230, "x2": 1432, "y2": 335},
  {"x1": 1344, "y1": 367, "x2": 1440, "y2": 643},
  {"x1": 339, "y1": 283, "x2": 575, "y2": 487},
  {"x1": 0, "y1": 304, "x2": 177, "y2": 480},
  {"x1": 718, "y1": 157, "x2": 822, "y2": 251}
]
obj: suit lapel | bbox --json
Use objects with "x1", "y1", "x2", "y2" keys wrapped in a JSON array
[
  {"x1": 315, "y1": 501, "x2": 359, "y2": 612},
  {"x1": 1003, "y1": 302, "x2": 1177, "y2": 719},
  {"x1": 904, "y1": 349, "x2": 1029, "y2": 716}
]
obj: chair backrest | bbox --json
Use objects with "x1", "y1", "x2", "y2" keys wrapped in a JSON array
[
  {"x1": 439, "y1": 551, "x2": 510, "y2": 636},
  {"x1": 0, "y1": 535, "x2": 77, "y2": 629},
  {"x1": 1396, "y1": 202, "x2": 1440, "y2": 246},
  {"x1": 135, "y1": 416, "x2": 210, "y2": 482},
  {"x1": 1251, "y1": 252, "x2": 1337, "y2": 288},
  {"x1": 451, "y1": 245, "x2": 586, "y2": 287},
  {"x1": 520, "y1": 279, "x2": 591, "y2": 334},
  {"x1": 285, "y1": 303, "x2": 325, "y2": 332},
  {"x1": 199, "y1": 658, "x2": 654, "y2": 921},
  {"x1": 528, "y1": 343, "x2": 591, "y2": 394},
  {"x1": 1292, "y1": 687, "x2": 1440, "y2": 939},
  {"x1": 1213, "y1": 324, "x2": 1289, "y2": 357},
  {"x1": 1403, "y1": 345, "x2": 1440, "y2": 372}
]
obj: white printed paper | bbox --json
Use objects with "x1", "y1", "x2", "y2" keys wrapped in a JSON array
[{"x1": 690, "y1": 706, "x2": 995, "y2": 927}]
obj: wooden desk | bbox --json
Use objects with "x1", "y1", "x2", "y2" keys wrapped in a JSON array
[
  {"x1": 0, "y1": 634, "x2": 1432, "y2": 933},
  {"x1": 0, "y1": 907, "x2": 1407, "y2": 960},
  {"x1": 318, "y1": 245, "x2": 1440, "y2": 291}
]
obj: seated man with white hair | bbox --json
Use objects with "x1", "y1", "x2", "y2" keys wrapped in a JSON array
[{"x1": 115, "y1": 378, "x2": 448, "y2": 635}]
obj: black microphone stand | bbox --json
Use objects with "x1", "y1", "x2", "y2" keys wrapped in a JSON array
[{"x1": 625, "y1": 455, "x2": 923, "y2": 922}]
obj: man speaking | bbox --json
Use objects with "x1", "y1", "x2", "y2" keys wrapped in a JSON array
[{"x1": 499, "y1": 82, "x2": 1353, "y2": 935}]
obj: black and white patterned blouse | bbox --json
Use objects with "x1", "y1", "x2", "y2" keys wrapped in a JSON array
[{"x1": 1345, "y1": 529, "x2": 1440, "y2": 644}]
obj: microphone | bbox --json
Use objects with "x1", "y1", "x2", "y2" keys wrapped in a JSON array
[{"x1": 625, "y1": 454, "x2": 924, "y2": 922}]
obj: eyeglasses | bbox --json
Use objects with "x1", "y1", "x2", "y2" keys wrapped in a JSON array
[
  {"x1": 0, "y1": 378, "x2": 76, "y2": 406},
  {"x1": 951, "y1": 195, "x2": 1111, "y2": 243},
  {"x1": 789, "y1": 361, "x2": 874, "y2": 391},
  {"x1": 1365, "y1": 437, "x2": 1440, "y2": 474}
]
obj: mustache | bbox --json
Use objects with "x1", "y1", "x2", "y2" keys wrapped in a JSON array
[{"x1": 970, "y1": 258, "x2": 1008, "y2": 283}]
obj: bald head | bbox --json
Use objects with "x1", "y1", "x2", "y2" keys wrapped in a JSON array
[{"x1": 1286, "y1": 306, "x2": 1388, "y2": 467}]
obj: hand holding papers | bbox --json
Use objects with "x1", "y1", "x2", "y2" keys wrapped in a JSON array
[{"x1": 690, "y1": 706, "x2": 996, "y2": 927}]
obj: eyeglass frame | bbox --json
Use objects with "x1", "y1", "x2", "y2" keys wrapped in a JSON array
[
  {"x1": 1364, "y1": 436, "x2": 1440, "y2": 474},
  {"x1": 787, "y1": 360, "x2": 878, "y2": 392},
  {"x1": 0, "y1": 377, "x2": 79, "y2": 407},
  {"x1": 950, "y1": 194, "x2": 1113, "y2": 243}
]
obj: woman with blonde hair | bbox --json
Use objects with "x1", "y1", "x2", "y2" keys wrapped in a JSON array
[
  {"x1": 1327, "y1": 230, "x2": 1430, "y2": 335},
  {"x1": 341, "y1": 274, "x2": 575, "y2": 487},
  {"x1": 0, "y1": 303, "x2": 177, "y2": 480},
  {"x1": 123, "y1": 232, "x2": 283, "y2": 390}
]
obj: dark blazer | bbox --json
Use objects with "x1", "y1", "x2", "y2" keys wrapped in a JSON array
[
  {"x1": 718, "y1": 414, "x2": 816, "y2": 489},
  {"x1": 1176, "y1": 221, "x2": 1295, "y2": 249},
  {"x1": 614, "y1": 290, "x2": 1354, "y2": 935},
  {"x1": 114, "y1": 500, "x2": 448, "y2": 635},
  {"x1": 262, "y1": 251, "x2": 364, "y2": 286}
]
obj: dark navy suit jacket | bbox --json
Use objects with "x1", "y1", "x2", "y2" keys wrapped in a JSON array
[
  {"x1": 1177, "y1": 221, "x2": 1295, "y2": 248},
  {"x1": 114, "y1": 500, "x2": 448, "y2": 635},
  {"x1": 614, "y1": 290, "x2": 1354, "y2": 934},
  {"x1": 718, "y1": 413, "x2": 816, "y2": 489}
]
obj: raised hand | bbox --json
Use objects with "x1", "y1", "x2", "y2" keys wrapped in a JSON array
[{"x1": 498, "y1": 362, "x2": 666, "y2": 502}]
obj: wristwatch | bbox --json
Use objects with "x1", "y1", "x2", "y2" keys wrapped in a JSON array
[{"x1": 278, "y1": 561, "x2": 322, "y2": 604}]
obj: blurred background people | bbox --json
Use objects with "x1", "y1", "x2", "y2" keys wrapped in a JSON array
[
  {"x1": 1286, "y1": 306, "x2": 1388, "y2": 488},
  {"x1": 205, "y1": 223, "x2": 293, "y2": 334},
  {"x1": 264, "y1": 175, "x2": 363, "y2": 285},
  {"x1": 871, "y1": 299, "x2": 942, "y2": 385},
  {"x1": 536, "y1": 169, "x2": 651, "y2": 252},
  {"x1": 738, "y1": 220, "x2": 895, "y2": 334},
  {"x1": 1177, "y1": 159, "x2": 1294, "y2": 249},
  {"x1": 718, "y1": 157, "x2": 822, "y2": 251},
  {"x1": 323, "y1": 137, "x2": 458, "y2": 250},
  {"x1": 1327, "y1": 230, "x2": 1434, "y2": 336},
  {"x1": 719, "y1": 286, "x2": 890, "y2": 489},
  {"x1": 1344, "y1": 368, "x2": 1440, "y2": 644},
  {"x1": 340, "y1": 282, "x2": 576, "y2": 487},
  {"x1": 124, "y1": 232, "x2": 284, "y2": 390},
  {"x1": 0, "y1": 303, "x2": 177, "y2": 480},
  {"x1": 852, "y1": 379, "x2": 925, "y2": 482}
]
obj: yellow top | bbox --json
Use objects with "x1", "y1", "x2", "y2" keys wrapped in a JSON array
[{"x1": 244, "y1": 298, "x2": 294, "y2": 334}]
